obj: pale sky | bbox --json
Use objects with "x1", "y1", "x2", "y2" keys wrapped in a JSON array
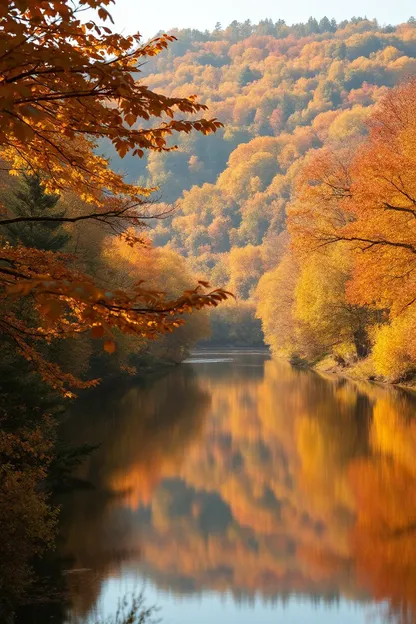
[{"x1": 109, "y1": 0, "x2": 415, "y2": 40}]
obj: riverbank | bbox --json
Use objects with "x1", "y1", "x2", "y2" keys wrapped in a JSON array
[{"x1": 311, "y1": 354, "x2": 416, "y2": 392}]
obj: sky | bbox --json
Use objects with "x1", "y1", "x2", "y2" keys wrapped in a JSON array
[
  {"x1": 97, "y1": 575, "x2": 382, "y2": 624},
  {"x1": 109, "y1": 0, "x2": 415, "y2": 40}
]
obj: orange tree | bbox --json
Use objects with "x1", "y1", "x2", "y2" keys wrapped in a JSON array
[
  {"x1": 289, "y1": 79, "x2": 416, "y2": 315},
  {"x1": 0, "y1": 0, "x2": 229, "y2": 393}
]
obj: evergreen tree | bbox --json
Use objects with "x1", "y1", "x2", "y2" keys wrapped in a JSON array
[
  {"x1": 256, "y1": 18, "x2": 275, "y2": 36},
  {"x1": 306, "y1": 17, "x2": 320, "y2": 34},
  {"x1": 275, "y1": 19, "x2": 288, "y2": 38},
  {"x1": 319, "y1": 16, "x2": 333, "y2": 33},
  {"x1": 4, "y1": 174, "x2": 69, "y2": 251},
  {"x1": 225, "y1": 20, "x2": 241, "y2": 42},
  {"x1": 241, "y1": 19, "x2": 253, "y2": 38}
]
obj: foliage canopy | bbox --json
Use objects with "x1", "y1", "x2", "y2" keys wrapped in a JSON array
[{"x1": 0, "y1": 0, "x2": 229, "y2": 393}]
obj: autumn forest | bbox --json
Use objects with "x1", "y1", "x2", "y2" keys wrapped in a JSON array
[
  {"x1": 1, "y1": 1, "x2": 416, "y2": 623},
  {"x1": 131, "y1": 16, "x2": 416, "y2": 379}
]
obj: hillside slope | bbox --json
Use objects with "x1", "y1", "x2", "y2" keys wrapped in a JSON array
[{"x1": 106, "y1": 18, "x2": 416, "y2": 346}]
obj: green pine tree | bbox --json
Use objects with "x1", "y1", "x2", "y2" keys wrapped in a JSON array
[{"x1": 5, "y1": 174, "x2": 70, "y2": 251}]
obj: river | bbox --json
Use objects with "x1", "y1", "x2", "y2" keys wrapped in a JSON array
[{"x1": 56, "y1": 350, "x2": 416, "y2": 624}]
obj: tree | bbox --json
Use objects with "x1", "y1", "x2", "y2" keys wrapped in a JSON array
[
  {"x1": 4, "y1": 174, "x2": 69, "y2": 251},
  {"x1": 0, "y1": 0, "x2": 229, "y2": 393},
  {"x1": 293, "y1": 247, "x2": 372, "y2": 360},
  {"x1": 372, "y1": 309, "x2": 416, "y2": 381},
  {"x1": 343, "y1": 81, "x2": 416, "y2": 316},
  {"x1": 290, "y1": 80, "x2": 416, "y2": 316},
  {"x1": 306, "y1": 17, "x2": 320, "y2": 34},
  {"x1": 256, "y1": 251, "x2": 299, "y2": 356},
  {"x1": 319, "y1": 17, "x2": 334, "y2": 33},
  {"x1": 283, "y1": 79, "x2": 416, "y2": 370},
  {"x1": 0, "y1": 1, "x2": 222, "y2": 210},
  {"x1": 101, "y1": 232, "x2": 211, "y2": 364},
  {"x1": 228, "y1": 245, "x2": 263, "y2": 299}
]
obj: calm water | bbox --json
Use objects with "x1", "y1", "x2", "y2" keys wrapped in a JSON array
[{"x1": 58, "y1": 351, "x2": 416, "y2": 624}]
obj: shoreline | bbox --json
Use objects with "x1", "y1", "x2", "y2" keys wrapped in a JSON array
[{"x1": 304, "y1": 357, "x2": 416, "y2": 394}]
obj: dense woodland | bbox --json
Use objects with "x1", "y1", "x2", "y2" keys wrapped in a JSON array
[
  {"x1": 110, "y1": 17, "x2": 416, "y2": 375},
  {"x1": 2, "y1": 0, "x2": 416, "y2": 621}
]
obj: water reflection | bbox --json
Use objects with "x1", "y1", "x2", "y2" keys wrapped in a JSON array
[
  {"x1": 57, "y1": 366, "x2": 210, "y2": 619},
  {"x1": 59, "y1": 354, "x2": 416, "y2": 623}
]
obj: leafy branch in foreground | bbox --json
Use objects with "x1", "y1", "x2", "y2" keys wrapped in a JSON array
[
  {"x1": 0, "y1": 0, "x2": 222, "y2": 211},
  {"x1": 0, "y1": 0, "x2": 229, "y2": 391},
  {"x1": 0, "y1": 244, "x2": 231, "y2": 394}
]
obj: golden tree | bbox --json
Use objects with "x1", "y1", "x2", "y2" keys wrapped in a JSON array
[
  {"x1": 289, "y1": 79, "x2": 416, "y2": 315},
  {"x1": 287, "y1": 79, "x2": 416, "y2": 374}
]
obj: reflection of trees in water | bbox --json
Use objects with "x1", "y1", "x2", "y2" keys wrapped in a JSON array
[
  {"x1": 131, "y1": 361, "x2": 374, "y2": 600},
  {"x1": 58, "y1": 365, "x2": 211, "y2": 619},
  {"x1": 59, "y1": 358, "x2": 416, "y2": 623},
  {"x1": 348, "y1": 392, "x2": 416, "y2": 624}
]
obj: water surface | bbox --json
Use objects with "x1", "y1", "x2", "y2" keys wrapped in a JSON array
[{"x1": 59, "y1": 351, "x2": 416, "y2": 624}]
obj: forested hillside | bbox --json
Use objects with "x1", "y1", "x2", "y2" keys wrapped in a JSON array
[{"x1": 110, "y1": 17, "x2": 416, "y2": 369}]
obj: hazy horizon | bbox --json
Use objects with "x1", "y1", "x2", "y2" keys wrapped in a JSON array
[{"x1": 109, "y1": 0, "x2": 415, "y2": 39}]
